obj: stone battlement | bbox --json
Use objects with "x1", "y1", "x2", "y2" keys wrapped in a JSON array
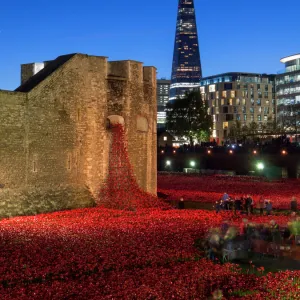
[{"x1": 21, "y1": 54, "x2": 156, "y2": 86}]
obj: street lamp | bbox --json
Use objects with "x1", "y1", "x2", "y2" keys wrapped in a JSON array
[
  {"x1": 190, "y1": 161, "x2": 196, "y2": 167},
  {"x1": 256, "y1": 162, "x2": 265, "y2": 170},
  {"x1": 166, "y1": 160, "x2": 171, "y2": 166}
]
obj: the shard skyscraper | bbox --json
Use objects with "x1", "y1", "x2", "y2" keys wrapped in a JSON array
[{"x1": 169, "y1": 0, "x2": 202, "y2": 101}]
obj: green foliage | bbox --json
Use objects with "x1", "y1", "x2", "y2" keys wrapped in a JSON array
[
  {"x1": 165, "y1": 90, "x2": 212, "y2": 145},
  {"x1": 228, "y1": 117, "x2": 285, "y2": 143}
]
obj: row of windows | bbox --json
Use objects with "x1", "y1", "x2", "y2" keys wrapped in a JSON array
[
  {"x1": 277, "y1": 85, "x2": 300, "y2": 95},
  {"x1": 209, "y1": 98, "x2": 275, "y2": 107},
  {"x1": 210, "y1": 106, "x2": 275, "y2": 115},
  {"x1": 201, "y1": 84, "x2": 271, "y2": 93},
  {"x1": 214, "y1": 114, "x2": 272, "y2": 124},
  {"x1": 201, "y1": 77, "x2": 273, "y2": 86}
]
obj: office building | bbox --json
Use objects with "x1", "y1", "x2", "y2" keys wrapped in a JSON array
[
  {"x1": 157, "y1": 79, "x2": 171, "y2": 128},
  {"x1": 276, "y1": 54, "x2": 300, "y2": 130},
  {"x1": 169, "y1": 0, "x2": 202, "y2": 101},
  {"x1": 200, "y1": 72, "x2": 276, "y2": 143}
]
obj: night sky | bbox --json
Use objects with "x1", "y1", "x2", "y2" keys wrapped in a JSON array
[{"x1": 1, "y1": 0, "x2": 300, "y2": 90}]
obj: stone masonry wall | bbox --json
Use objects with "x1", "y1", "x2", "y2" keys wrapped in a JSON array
[{"x1": 0, "y1": 54, "x2": 157, "y2": 218}]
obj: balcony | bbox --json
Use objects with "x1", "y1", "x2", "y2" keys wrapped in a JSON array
[{"x1": 277, "y1": 65, "x2": 300, "y2": 74}]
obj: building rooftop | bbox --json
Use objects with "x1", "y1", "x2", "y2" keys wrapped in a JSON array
[
  {"x1": 280, "y1": 54, "x2": 300, "y2": 63},
  {"x1": 201, "y1": 72, "x2": 275, "y2": 80}
]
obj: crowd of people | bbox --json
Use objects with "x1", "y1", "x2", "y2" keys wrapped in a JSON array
[
  {"x1": 204, "y1": 215, "x2": 300, "y2": 263},
  {"x1": 214, "y1": 193, "x2": 298, "y2": 216}
]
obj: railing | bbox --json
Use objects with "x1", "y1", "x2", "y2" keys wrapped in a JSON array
[{"x1": 277, "y1": 65, "x2": 300, "y2": 74}]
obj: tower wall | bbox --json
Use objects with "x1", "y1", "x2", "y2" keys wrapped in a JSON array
[{"x1": 0, "y1": 54, "x2": 157, "y2": 218}]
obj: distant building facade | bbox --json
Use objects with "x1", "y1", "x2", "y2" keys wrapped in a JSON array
[
  {"x1": 200, "y1": 72, "x2": 276, "y2": 143},
  {"x1": 276, "y1": 54, "x2": 300, "y2": 130},
  {"x1": 169, "y1": 0, "x2": 202, "y2": 101},
  {"x1": 157, "y1": 79, "x2": 171, "y2": 128},
  {"x1": 157, "y1": 131, "x2": 174, "y2": 148}
]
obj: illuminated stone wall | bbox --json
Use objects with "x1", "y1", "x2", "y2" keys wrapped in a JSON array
[{"x1": 0, "y1": 54, "x2": 157, "y2": 218}]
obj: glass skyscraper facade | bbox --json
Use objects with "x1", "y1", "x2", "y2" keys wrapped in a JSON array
[
  {"x1": 157, "y1": 79, "x2": 171, "y2": 128},
  {"x1": 276, "y1": 54, "x2": 300, "y2": 130},
  {"x1": 169, "y1": 0, "x2": 202, "y2": 101}
]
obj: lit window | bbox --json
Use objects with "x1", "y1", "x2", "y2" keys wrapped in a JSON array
[
  {"x1": 222, "y1": 91, "x2": 227, "y2": 98},
  {"x1": 231, "y1": 91, "x2": 235, "y2": 98},
  {"x1": 209, "y1": 84, "x2": 216, "y2": 92}
]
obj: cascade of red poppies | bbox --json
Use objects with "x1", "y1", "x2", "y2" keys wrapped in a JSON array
[{"x1": 97, "y1": 124, "x2": 164, "y2": 210}]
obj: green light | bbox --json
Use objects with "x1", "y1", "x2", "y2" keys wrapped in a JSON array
[
  {"x1": 256, "y1": 162, "x2": 264, "y2": 170},
  {"x1": 190, "y1": 161, "x2": 196, "y2": 167}
]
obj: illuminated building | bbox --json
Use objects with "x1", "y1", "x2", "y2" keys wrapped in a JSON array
[
  {"x1": 169, "y1": 0, "x2": 202, "y2": 101},
  {"x1": 200, "y1": 72, "x2": 276, "y2": 143},
  {"x1": 157, "y1": 79, "x2": 171, "y2": 128},
  {"x1": 276, "y1": 54, "x2": 300, "y2": 131}
]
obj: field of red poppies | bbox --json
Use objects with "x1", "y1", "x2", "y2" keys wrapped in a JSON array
[
  {"x1": 158, "y1": 174, "x2": 300, "y2": 209},
  {"x1": 0, "y1": 207, "x2": 299, "y2": 299}
]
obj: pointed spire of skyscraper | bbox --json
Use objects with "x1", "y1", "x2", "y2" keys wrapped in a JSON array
[{"x1": 169, "y1": 0, "x2": 202, "y2": 101}]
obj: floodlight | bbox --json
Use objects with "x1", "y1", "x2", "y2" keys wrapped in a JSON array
[{"x1": 256, "y1": 162, "x2": 264, "y2": 170}]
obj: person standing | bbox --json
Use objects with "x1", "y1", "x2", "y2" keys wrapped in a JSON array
[
  {"x1": 258, "y1": 196, "x2": 266, "y2": 216},
  {"x1": 250, "y1": 196, "x2": 255, "y2": 215},
  {"x1": 266, "y1": 200, "x2": 272, "y2": 216},
  {"x1": 245, "y1": 195, "x2": 252, "y2": 215},
  {"x1": 215, "y1": 200, "x2": 221, "y2": 213},
  {"x1": 222, "y1": 193, "x2": 230, "y2": 210},
  {"x1": 178, "y1": 197, "x2": 185, "y2": 209},
  {"x1": 291, "y1": 196, "x2": 297, "y2": 212}
]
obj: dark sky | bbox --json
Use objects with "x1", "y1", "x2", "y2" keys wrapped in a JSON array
[{"x1": 1, "y1": 0, "x2": 300, "y2": 90}]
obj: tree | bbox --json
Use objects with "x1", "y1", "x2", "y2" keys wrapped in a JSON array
[
  {"x1": 165, "y1": 90, "x2": 212, "y2": 145},
  {"x1": 228, "y1": 120, "x2": 242, "y2": 142}
]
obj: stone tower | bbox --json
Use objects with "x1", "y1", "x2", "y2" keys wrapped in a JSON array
[{"x1": 0, "y1": 54, "x2": 157, "y2": 218}]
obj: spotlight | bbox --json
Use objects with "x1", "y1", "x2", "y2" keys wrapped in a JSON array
[
  {"x1": 256, "y1": 162, "x2": 264, "y2": 170},
  {"x1": 229, "y1": 150, "x2": 233, "y2": 154},
  {"x1": 173, "y1": 150, "x2": 176, "y2": 154},
  {"x1": 166, "y1": 160, "x2": 171, "y2": 166},
  {"x1": 253, "y1": 150, "x2": 257, "y2": 155},
  {"x1": 161, "y1": 150, "x2": 164, "y2": 154},
  {"x1": 207, "y1": 150, "x2": 211, "y2": 154},
  {"x1": 190, "y1": 161, "x2": 196, "y2": 167},
  {"x1": 281, "y1": 150, "x2": 287, "y2": 155}
]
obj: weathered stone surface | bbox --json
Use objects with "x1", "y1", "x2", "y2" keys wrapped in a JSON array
[{"x1": 0, "y1": 54, "x2": 157, "y2": 218}]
